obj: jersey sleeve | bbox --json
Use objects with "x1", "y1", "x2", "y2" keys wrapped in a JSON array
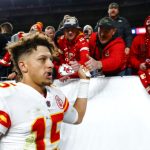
[
  {"x1": 50, "y1": 85, "x2": 78, "y2": 124},
  {"x1": 0, "y1": 97, "x2": 11, "y2": 134},
  {"x1": 63, "y1": 97, "x2": 69, "y2": 113},
  {"x1": 78, "y1": 37, "x2": 89, "y2": 65}
]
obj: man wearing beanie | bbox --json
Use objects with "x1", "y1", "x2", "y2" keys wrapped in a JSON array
[{"x1": 107, "y1": 2, "x2": 132, "y2": 54}]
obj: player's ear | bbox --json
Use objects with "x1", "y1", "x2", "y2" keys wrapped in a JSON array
[{"x1": 18, "y1": 61, "x2": 28, "y2": 73}]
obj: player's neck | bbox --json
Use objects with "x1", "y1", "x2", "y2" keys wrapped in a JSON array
[{"x1": 21, "y1": 79, "x2": 46, "y2": 96}]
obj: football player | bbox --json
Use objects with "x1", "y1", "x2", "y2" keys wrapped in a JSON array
[{"x1": 0, "y1": 32, "x2": 90, "y2": 149}]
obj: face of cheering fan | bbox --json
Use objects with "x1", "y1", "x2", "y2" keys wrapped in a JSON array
[
  {"x1": 64, "y1": 27, "x2": 78, "y2": 41},
  {"x1": 45, "y1": 28, "x2": 55, "y2": 41},
  {"x1": 98, "y1": 26, "x2": 116, "y2": 44}
]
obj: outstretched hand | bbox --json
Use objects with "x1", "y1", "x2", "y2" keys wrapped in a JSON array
[
  {"x1": 69, "y1": 61, "x2": 80, "y2": 72},
  {"x1": 85, "y1": 55, "x2": 102, "y2": 71},
  {"x1": 78, "y1": 65, "x2": 90, "y2": 79},
  {"x1": 140, "y1": 63, "x2": 147, "y2": 71}
]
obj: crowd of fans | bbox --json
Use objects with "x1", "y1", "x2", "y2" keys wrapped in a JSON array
[{"x1": 0, "y1": 2, "x2": 149, "y2": 93}]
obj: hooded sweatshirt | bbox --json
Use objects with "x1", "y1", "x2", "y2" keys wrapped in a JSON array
[{"x1": 130, "y1": 16, "x2": 150, "y2": 72}]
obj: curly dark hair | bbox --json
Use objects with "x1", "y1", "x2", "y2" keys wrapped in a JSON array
[{"x1": 7, "y1": 32, "x2": 54, "y2": 79}]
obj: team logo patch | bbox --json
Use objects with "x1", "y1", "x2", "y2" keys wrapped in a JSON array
[
  {"x1": 58, "y1": 64, "x2": 75, "y2": 76},
  {"x1": 55, "y1": 95, "x2": 64, "y2": 109}
]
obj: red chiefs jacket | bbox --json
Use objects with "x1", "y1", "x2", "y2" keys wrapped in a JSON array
[
  {"x1": 129, "y1": 16, "x2": 150, "y2": 73},
  {"x1": 129, "y1": 34, "x2": 149, "y2": 71},
  {"x1": 54, "y1": 33, "x2": 89, "y2": 79},
  {"x1": 89, "y1": 32, "x2": 126, "y2": 75}
]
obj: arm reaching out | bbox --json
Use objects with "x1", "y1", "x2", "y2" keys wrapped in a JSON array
[
  {"x1": 85, "y1": 55, "x2": 102, "y2": 71},
  {"x1": 63, "y1": 65, "x2": 90, "y2": 124},
  {"x1": 73, "y1": 66, "x2": 90, "y2": 124}
]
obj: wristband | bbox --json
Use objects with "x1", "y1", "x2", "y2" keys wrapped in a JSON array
[{"x1": 77, "y1": 79, "x2": 90, "y2": 98}]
